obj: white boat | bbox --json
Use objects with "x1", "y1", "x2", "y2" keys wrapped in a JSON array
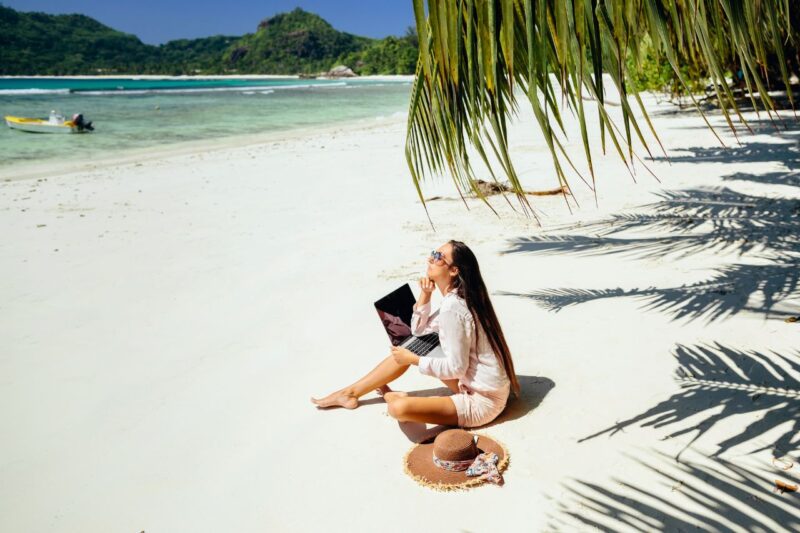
[{"x1": 5, "y1": 111, "x2": 93, "y2": 134}]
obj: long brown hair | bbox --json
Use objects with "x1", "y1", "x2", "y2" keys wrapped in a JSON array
[{"x1": 448, "y1": 240, "x2": 520, "y2": 398}]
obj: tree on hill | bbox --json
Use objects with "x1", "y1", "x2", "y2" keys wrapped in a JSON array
[{"x1": 341, "y1": 27, "x2": 419, "y2": 75}]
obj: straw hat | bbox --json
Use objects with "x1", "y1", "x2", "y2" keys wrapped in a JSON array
[{"x1": 403, "y1": 429, "x2": 509, "y2": 491}]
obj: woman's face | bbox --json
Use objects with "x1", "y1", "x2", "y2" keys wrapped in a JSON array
[{"x1": 426, "y1": 243, "x2": 454, "y2": 280}]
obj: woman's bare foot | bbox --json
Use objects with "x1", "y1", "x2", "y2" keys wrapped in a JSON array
[
  {"x1": 311, "y1": 389, "x2": 358, "y2": 409},
  {"x1": 311, "y1": 387, "x2": 341, "y2": 404},
  {"x1": 383, "y1": 391, "x2": 408, "y2": 402}
]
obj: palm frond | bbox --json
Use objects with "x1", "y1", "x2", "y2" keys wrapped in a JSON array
[{"x1": 406, "y1": 0, "x2": 797, "y2": 217}]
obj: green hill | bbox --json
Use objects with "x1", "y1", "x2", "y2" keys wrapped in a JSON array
[
  {"x1": 0, "y1": 6, "x2": 153, "y2": 74},
  {"x1": 0, "y1": 6, "x2": 417, "y2": 76},
  {"x1": 225, "y1": 9, "x2": 370, "y2": 74}
]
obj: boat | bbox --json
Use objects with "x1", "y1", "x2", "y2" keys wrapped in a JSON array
[{"x1": 5, "y1": 111, "x2": 94, "y2": 134}]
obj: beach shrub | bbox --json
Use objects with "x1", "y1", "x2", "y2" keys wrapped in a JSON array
[
  {"x1": 626, "y1": 36, "x2": 709, "y2": 97},
  {"x1": 341, "y1": 29, "x2": 419, "y2": 75}
]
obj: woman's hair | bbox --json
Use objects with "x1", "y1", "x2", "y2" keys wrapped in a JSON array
[{"x1": 448, "y1": 240, "x2": 521, "y2": 398}]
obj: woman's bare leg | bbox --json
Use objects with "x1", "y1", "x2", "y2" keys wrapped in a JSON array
[
  {"x1": 386, "y1": 395, "x2": 459, "y2": 426},
  {"x1": 383, "y1": 380, "x2": 460, "y2": 424},
  {"x1": 311, "y1": 355, "x2": 410, "y2": 409},
  {"x1": 379, "y1": 378, "x2": 459, "y2": 407},
  {"x1": 380, "y1": 377, "x2": 459, "y2": 399}
]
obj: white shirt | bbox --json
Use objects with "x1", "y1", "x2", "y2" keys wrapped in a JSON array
[{"x1": 411, "y1": 290, "x2": 510, "y2": 396}]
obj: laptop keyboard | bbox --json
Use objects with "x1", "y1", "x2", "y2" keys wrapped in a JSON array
[{"x1": 405, "y1": 334, "x2": 439, "y2": 356}]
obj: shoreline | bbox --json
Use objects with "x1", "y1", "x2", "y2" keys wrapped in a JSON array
[{"x1": 0, "y1": 112, "x2": 409, "y2": 182}]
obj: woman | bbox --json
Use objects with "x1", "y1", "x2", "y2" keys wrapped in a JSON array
[{"x1": 311, "y1": 240, "x2": 520, "y2": 428}]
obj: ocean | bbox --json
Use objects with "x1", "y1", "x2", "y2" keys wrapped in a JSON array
[{"x1": 0, "y1": 77, "x2": 413, "y2": 169}]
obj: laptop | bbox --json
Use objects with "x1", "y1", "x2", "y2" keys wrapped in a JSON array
[{"x1": 374, "y1": 283, "x2": 440, "y2": 356}]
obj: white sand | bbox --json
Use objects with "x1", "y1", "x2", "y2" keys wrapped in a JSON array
[{"x1": 1, "y1": 91, "x2": 799, "y2": 532}]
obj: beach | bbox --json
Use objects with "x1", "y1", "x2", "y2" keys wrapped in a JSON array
[{"x1": 1, "y1": 88, "x2": 799, "y2": 531}]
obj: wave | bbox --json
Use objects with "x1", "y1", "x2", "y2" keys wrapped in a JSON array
[
  {"x1": 71, "y1": 81, "x2": 349, "y2": 96},
  {"x1": 372, "y1": 110, "x2": 408, "y2": 121},
  {"x1": 74, "y1": 85, "x2": 281, "y2": 96},
  {"x1": 306, "y1": 82, "x2": 348, "y2": 89},
  {"x1": 0, "y1": 88, "x2": 71, "y2": 95},
  {"x1": 0, "y1": 81, "x2": 381, "y2": 97}
]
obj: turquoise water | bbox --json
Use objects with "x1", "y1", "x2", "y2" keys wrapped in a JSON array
[{"x1": 0, "y1": 77, "x2": 412, "y2": 168}]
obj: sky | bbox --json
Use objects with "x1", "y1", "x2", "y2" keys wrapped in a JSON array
[{"x1": 3, "y1": 1, "x2": 416, "y2": 44}]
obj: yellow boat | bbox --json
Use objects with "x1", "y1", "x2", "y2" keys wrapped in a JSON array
[{"x1": 5, "y1": 112, "x2": 93, "y2": 134}]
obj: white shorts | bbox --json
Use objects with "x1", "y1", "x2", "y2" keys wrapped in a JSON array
[{"x1": 450, "y1": 383, "x2": 510, "y2": 428}]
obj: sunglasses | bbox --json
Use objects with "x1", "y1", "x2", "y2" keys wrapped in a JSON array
[{"x1": 429, "y1": 250, "x2": 452, "y2": 267}]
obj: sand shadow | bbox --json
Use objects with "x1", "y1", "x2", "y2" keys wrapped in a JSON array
[
  {"x1": 723, "y1": 169, "x2": 800, "y2": 188},
  {"x1": 500, "y1": 256, "x2": 800, "y2": 322},
  {"x1": 578, "y1": 343, "x2": 800, "y2": 460},
  {"x1": 547, "y1": 449, "x2": 800, "y2": 532},
  {"x1": 392, "y1": 375, "x2": 555, "y2": 442},
  {"x1": 500, "y1": 187, "x2": 800, "y2": 323}
]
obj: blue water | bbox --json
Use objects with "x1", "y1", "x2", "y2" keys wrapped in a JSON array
[{"x1": 0, "y1": 77, "x2": 412, "y2": 168}]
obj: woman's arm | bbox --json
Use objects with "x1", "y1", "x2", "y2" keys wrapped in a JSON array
[
  {"x1": 418, "y1": 307, "x2": 473, "y2": 380},
  {"x1": 410, "y1": 277, "x2": 436, "y2": 335},
  {"x1": 410, "y1": 303, "x2": 435, "y2": 336}
]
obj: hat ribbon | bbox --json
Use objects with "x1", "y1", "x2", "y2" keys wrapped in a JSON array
[
  {"x1": 466, "y1": 452, "x2": 503, "y2": 484},
  {"x1": 432, "y1": 452, "x2": 503, "y2": 485}
]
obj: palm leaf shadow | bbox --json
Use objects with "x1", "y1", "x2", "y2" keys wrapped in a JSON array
[
  {"x1": 723, "y1": 170, "x2": 800, "y2": 188},
  {"x1": 649, "y1": 138, "x2": 800, "y2": 170},
  {"x1": 578, "y1": 343, "x2": 800, "y2": 459},
  {"x1": 501, "y1": 187, "x2": 800, "y2": 322},
  {"x1": 548, "y1": 450, "x2": 800, "y2": 532},
  {"x1": 501, "y1": 257, "x2": 800, "y2": 322}
]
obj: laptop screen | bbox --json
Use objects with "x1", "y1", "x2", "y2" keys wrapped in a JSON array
[{"x1": 374, "y1": 284, "x2": 416, "y2": 346}]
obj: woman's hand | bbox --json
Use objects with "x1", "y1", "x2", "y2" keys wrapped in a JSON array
[
  {"x1": 416, "y1": 277, "x2": 435, "y2": 307},
  {"x1": 391, "y1": 346, "x2": 420, "y2": 366},
  {"x1": 419, "y1": 277, "x2": 435, "y2": 295}
]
